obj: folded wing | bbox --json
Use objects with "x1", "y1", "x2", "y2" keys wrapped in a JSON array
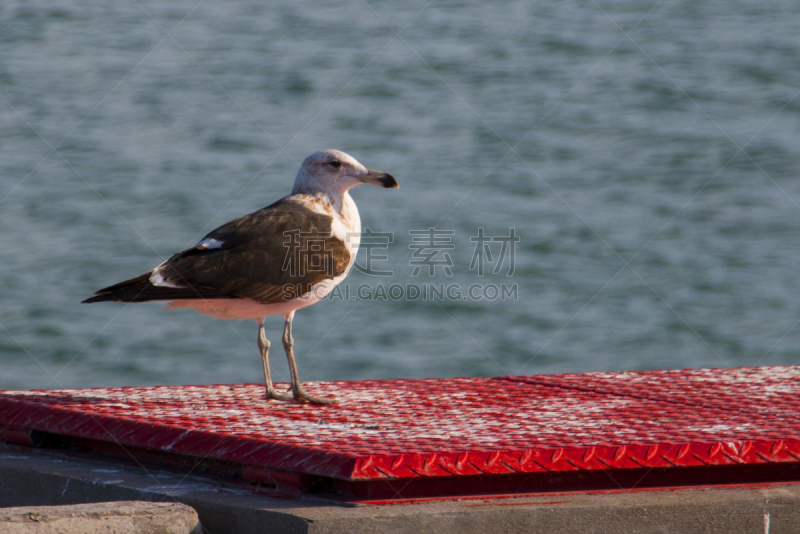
[{"x1": 83, "y1": 198, "x2": 351, "y2": 305}]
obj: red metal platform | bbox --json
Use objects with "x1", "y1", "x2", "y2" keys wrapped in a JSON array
[{"x1": 2, "y1": 366, "x2": 800, "y2": 501}]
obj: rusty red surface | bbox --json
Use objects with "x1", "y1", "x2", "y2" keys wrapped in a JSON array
[{"x1": 1, "y1": 366, "x2": 799, "y2": 499}]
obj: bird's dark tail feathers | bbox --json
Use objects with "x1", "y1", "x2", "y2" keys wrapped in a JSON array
[
  {"x1": 82, "y1": 272, "x2": 217, "y2": 303},
  {"x1": 82, "y1": 273, "x2": 156, "y2": 303}
]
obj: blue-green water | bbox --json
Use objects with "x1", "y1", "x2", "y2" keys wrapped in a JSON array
[{"x1": 2, "y1": 0, "x2": 800, "y2": 390}]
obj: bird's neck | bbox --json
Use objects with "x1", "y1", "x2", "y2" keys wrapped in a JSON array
[
  {"x1": 295, "y1": 189, "x2": 357, "y2": 224},
  {"x1": 340, "y1": 192, "x2": 360, "y2": 235}
]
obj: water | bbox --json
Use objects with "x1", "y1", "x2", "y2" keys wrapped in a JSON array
[{"x1": 1, "y1": 0, "x2": 800, "y2": 390}]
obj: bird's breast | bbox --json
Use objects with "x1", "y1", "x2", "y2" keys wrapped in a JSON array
[{"x1": 290, "y1": 192, "x2": 361, "y2": 268}]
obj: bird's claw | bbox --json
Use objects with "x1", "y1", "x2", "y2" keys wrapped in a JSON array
[
  {"x1": 265, "y1": 386, "x2": 336, "y2": 404},
  {"x1": 292, "y1": 387, "x2": 337, "y2": 405},
  {"x1": 265, "y1": 388, "x2": 294, "y2": 402}
]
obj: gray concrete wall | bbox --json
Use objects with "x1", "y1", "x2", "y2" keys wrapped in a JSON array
[
  {"x1": 1, "y1": 443, "x2": 797, "y2": 534},
  {"x1": 0, "y1": 501, "x2": 201, "y2": 534}
]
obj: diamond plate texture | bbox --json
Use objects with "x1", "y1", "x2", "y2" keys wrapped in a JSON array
[{"x1": 1, "y1": 366, "x2": 799, "y2": 482}]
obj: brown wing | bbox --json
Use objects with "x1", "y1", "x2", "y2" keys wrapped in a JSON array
[{"x1": 84, "y1": 197, "x2": 351, "y2": 304}]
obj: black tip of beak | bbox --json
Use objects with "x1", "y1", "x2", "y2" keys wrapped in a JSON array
[{"x1": 381, "y1": 173, "x2": 399, "y2": 189}]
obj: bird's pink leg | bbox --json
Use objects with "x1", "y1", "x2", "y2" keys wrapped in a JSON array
[
  {"x1": 257, "y1": 318, "x2": 292, "y2": 401},
  {"x1": 281, "y1": 313, "x2": 337, "y2": 405}
]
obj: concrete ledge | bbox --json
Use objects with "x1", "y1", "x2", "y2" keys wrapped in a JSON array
[
  {"x1": 1, "y1": 444, "x2": 798, "y2": 533},
  {"x1": 0, "y1": 501, "x2": 201, "y2": 534}
]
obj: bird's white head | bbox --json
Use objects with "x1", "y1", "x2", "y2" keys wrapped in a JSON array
[{"x1": 292, "y1": 149, "x2": 398, "y2": 197}]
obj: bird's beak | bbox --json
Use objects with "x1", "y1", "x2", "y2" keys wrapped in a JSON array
[{"x1": 358, "y1": 168, "x2": 399, "y2": 189}]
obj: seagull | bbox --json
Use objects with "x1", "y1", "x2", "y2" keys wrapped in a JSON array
[{"x1": 83, "y1": 150, "x2": 398, "y2": 404}]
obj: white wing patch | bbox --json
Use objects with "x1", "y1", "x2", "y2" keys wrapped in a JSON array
[
  {"x1": 197, "y1": 238, "x2": 224, "y2": 249},
  {"x1": 149, "y1": 238, "x2": 222, "y2": 289},
  {"x1": 150, "y1": 269, "x2": 184, "y2": 289},
  {"x1": 149, "y1": 258, "x2": 185, "y2": 289}
]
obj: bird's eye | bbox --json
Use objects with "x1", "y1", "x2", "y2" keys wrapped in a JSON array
[{"x1": 329, "y1": 161, "x2": 341, "y2": 169}]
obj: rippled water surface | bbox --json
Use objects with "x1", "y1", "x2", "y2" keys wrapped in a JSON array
[{"x1": 2, "y1": 0, "x2": 800, "y2": 390}]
